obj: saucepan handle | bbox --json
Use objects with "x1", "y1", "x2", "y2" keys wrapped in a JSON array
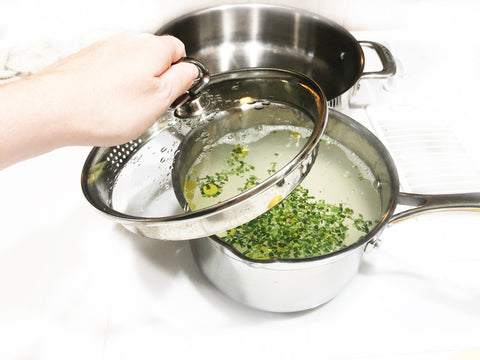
[
  {"x1": 389, "y1": 192, "x2": 480, "y2": 224},
  {"x1": 358, "y1": 41, "x2": 397, "y2": 80}
]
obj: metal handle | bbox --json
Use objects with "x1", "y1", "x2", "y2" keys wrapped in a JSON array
[
  {"x1": 358, "y1": 41, "x2": 397, "y2": 80},
  {"x1": 171, "y1": 57, "x2": 211, "y2": 118},
  {"x1": 389, "y1": 192, "x2": 480, "y2": 224}
]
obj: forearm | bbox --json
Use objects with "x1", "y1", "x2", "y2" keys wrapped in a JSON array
[
  {"x1": 0, "y1": 76, "x2": 67, "y2": 169},
  {"x1": 0, "y1": 33, "x2": 197, "y2": 170}
]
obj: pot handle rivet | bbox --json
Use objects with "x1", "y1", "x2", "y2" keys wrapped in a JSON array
[{"x1": 364, "y1": 238, "x2": 382, "y2": 254}]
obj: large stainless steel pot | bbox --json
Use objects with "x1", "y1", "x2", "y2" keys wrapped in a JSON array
[
  {"x1": 156, "y1": 4, "x2": 396, "y2": 109},
  {"x1": 190, "y1": 109, "x2": 480, "y2": 312}
]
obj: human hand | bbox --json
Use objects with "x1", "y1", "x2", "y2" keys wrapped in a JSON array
[
  {"x1": 34, "y1": 32, "x2": 198, "y2": 146},
  {"x1": 0, "y1": 33, "x2": 198, "y2": 169}
]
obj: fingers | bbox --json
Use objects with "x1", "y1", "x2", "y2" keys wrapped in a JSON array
[
  {"x1": 154, "y1": 61, "x2": 199, "y2": 105},
  {"x1": 134, "y1": 33, "x2": 198, "y2": 105},
  {"x1": 147, "y1": 34, "x2": 188, "y2": 75}
]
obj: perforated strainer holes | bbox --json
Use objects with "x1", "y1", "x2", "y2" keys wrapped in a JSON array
[{"x1": 105, "y1": 139, "x2": 142, "y2": 171}]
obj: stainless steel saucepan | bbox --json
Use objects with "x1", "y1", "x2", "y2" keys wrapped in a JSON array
[
  {"x1": 156, "y1": 3, "x2": 396, "y2": 109},
  {"x1": 188, "y1": 109, "x2": 480, "y2": 312}
]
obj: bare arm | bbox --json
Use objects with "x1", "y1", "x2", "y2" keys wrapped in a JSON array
[{"x1": 0, "y1": 33, "x2": 197, "y2": 169}]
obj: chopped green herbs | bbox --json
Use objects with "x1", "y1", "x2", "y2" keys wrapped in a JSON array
[
  {"x1": 354, "y1": 165, "x2": 366, "y2": 181},
  {"x1": 221, "y1": 185, "x2": 373, "y2": 260},
  {"x1": 267, "y1": 162, "x2": 277, "y2": 175},
  {"x1": 198, "y1": 173, "x2": 229, "y2": 197},
  {"x1": 238, "y1": 174, "x2": 260, "y2": 192},
  {"x1": 184, "y1": 132, "x2": 377, "y2": 259},
  {"x1": 289, "y1": 130, "x2": 302, "y2": 139},
  {"x1": 194, "y1": 144, "x2": 255, "y2": 198}
]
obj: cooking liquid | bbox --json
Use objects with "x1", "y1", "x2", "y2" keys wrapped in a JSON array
[
  {"x1": 303, "y1": 137, "x2": 381, "y2": 246},
  {"x1": 184, "y1": 129, "x2": 381, "y2": 251},
  {"x1": 184, "y1": 125, "x2": 311, "y2": 210}
]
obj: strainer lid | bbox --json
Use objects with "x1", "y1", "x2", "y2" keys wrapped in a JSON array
[{"x1": 81, "y1": 60, "x2": 328, "y2": 240}]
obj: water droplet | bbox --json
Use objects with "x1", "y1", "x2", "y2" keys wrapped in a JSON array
[
  {"x1": 231, "y1": 85, "x2": 239, "y2": 91},
  {"x1": 255, "y1": 104, "x2": 264, "y2": 110}
]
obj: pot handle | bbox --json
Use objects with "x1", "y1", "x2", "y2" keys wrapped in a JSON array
[
  {"x1": 389, "y1": 191, "x2": 480, "y2": 224},
  {"x1": 358, "y1": 41, "x2": 397, "y2": 80}
]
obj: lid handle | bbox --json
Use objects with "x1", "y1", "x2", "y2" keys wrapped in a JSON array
[{"x1": 170, "y1": 57, "x2": 211, "y2": 118}]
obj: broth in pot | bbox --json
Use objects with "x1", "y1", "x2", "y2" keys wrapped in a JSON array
[{"x1": 180, "y1": 123, "x2": 381, "y2": 260}]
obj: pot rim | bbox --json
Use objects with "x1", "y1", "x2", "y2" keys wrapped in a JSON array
[{"x1": 157, "y1": 3, "x2": 366, "y2": 100}]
